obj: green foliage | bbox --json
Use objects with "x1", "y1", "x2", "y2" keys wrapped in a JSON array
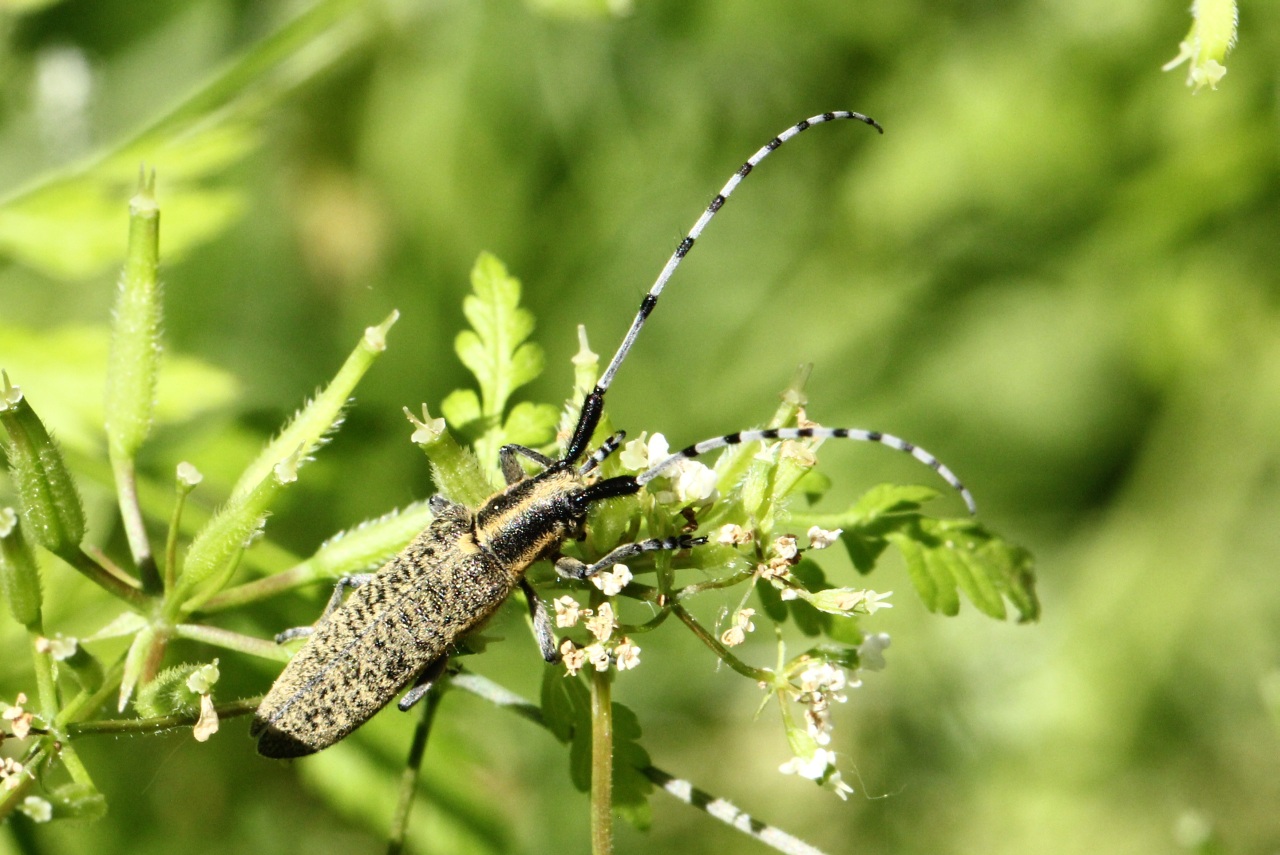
[
  {"x1": 0, "y1": 1, "x2": 1274, "y2": 853},
  {"x1": 442, "y1": 253, "x2": 560, "y2": 472}
]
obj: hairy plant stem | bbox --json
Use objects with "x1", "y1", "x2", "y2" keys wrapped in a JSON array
[{"x1": 590, "y1": 667, "x2": 614, "y2": 855}]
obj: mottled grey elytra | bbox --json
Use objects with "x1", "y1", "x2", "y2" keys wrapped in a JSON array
[{"x1": 251, "y1": 112, "x2": 973, "y2": 758}]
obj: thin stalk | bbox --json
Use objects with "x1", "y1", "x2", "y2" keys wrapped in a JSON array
[
  {"x1": 65, "y1": 547, "x2": 148, "y2": 609},
  {"x1": 589, "y1": 668, "x2": 613, "y2": 855},
  {"x1": 671, "y1": 603, "x2": 773, "y2": 681},
  {"x1": 387, "y1": 684, "x2": 446, "y2": 855},
  {"x1": 67, "y1": 697, "x2": 260, "y2": 737},
  {"x1": 173, "y1": 624, "x2": 292, "y2": 662},
  {"x1": 113, "y1": 458, "x2": 159, "y2": 592}
]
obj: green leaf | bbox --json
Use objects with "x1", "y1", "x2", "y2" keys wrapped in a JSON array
[
  {"x1": 0, "y1": 0, "x2": 380, "y2": 279},
  {"x1": 797, "y1": 484, "x2": 1039, "y2": 622},
  {"x1": 502, "y1": 402, "x2": 559, "y2": 449},
  {"x1": 887, "y1": 519, "x2": 1039, "y2": 622},
  {"x1": 612, "y1": 702, "x2": 654, "y2": 829},
  {"x1": 453, "y1": 252, "x2": 548, "y2": 468},
  {"x1": 540, "y1": 666, "x2": 590, "y2": 745},
  {"x1": 0, "y1": 323, "x2": 237, "y2": 456},
  {"x1": 440, "y1": 389, "x2": 483, "y2": 435}
]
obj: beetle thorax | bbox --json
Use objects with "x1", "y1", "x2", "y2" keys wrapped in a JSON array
[{"x1": 473, "y1": 464, "x2": 587, "y2": 573}]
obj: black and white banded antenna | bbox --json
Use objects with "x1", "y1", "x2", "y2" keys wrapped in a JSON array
[
  {"x1": 562, "y1": 111, "x2": 977, "y2": 515},
  {"x1": 637, "y1": 427, "x2": 978, "y2": 516},
  {"x1": 564, "y1": 111, "x2": 882, "y2": 463}
]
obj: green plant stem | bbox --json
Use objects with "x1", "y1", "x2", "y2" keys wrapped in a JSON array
[
  {"x1": 64, "y1": 547, "x2": 147, "y2": 609},
  {"x1": 56, "y1": 658, "x2": 125, "y2": 728},
  {"x1": 198, "y1": 565, "x2": 318, "y2": 612},
  {"x1": 29, "y1": 630, "x2": 59, "y2": 722},
  {"x1": 173, "y1": 624, "x2": 292, "y2": 662},
  {"x1": 112, "y1": 457, "x2": 159, "y2": 593},
  {"x1": 164, "y1": 484, "x2": 191, "y2": 594},
  {"x1": 387, "y1": 683, "x2": 446, "y2": 855},
  {"x1": 590, "y1": 668, "x2": 613, "y2": 855},
  {"x1": 67, "y1": 697, "x2": 260, "y2": 737},
  {"x1": 671, "y1": 603, "x2": 772, "y2": 681}
]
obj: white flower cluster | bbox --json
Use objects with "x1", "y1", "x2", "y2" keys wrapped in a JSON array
[
  {"x1": 2, "y1": 692, "x2": 33, "y2": 740},
  {"x1": 619, "y1": 433, "x2": 717, "y2": 506},
  {"x1": 777, "y1": 634, "x2": 893, "y2": 801},
  {"x1": 1, "y1": 755, "x2": 31, "y2": 792},
  {"x1": 778, "y1": 747, "x2": 854, "y2": 800},
  {"x1": 555, "y1": 598, "x2": 641, "y2": 675}
]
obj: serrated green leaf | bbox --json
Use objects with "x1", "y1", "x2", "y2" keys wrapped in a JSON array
[
  {"x1": 440, "y1": 388, "x2": 483, "y2": 434},
  {"x1": 851, "y1": 483, "x2": 940, "y2": 519},
  {"x1": 891, "y1": 531, "x2": 960, "y2": 616},
  {"x1": 450, "y1": 253, "x2": 550, "y2": 470},
  {"x1": 503, "y1": 401, "x2": 559, "y2": 449}
]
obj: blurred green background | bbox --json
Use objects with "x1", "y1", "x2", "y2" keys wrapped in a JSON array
[{"x1": 1, "y1": 0, "x2": 1278, "y2": 853}]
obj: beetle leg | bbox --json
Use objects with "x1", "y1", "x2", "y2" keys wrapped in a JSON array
[
  {"x1": 498, "y1": 444, "x2": 556, "y2": 485},
  {"x1": 272, "y1": 573, "x2": 377, "y2": 644},
  {"x1": 520, "y1": 578, "x2": 559, "y2": 662},
  {"x1": 553, "y1": 534, "x2": 707, "y2": 580},
  {"x1": 397, "y1": 656, "x2": 450, "y2": 711}
]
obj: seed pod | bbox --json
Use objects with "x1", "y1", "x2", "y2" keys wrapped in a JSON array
[
  {"x1": 0, "y1": 507, "x2": 42, "y2": 629},
  {"x1": 0, "y1": 374, "x2": 86, "y2": 559}
]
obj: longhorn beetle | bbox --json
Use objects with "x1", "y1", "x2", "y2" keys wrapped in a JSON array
[{"x1": 251, "y1": 111, "x2": 975, "y2": 758}]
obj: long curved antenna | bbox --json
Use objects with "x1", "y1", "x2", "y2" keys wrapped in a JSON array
[
  {"x1": 635, "y1": 426, "x2": 977, "y2": 515},
  {"x1": 564, "y1": 111, "x2": 883, "y2": 462}
]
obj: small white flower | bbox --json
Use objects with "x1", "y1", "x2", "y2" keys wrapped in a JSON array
[
  {"x1": 554, "y1": 595, "x2": 586, "y2": 628},
  {"x1": 772, "y1": 535, "x2": 799, "y2": 561},
  {"x1": 619, "y1": 432, "x2": 669, "y2": 472},
  {"x1": 720, "y1": 625, "x2": 746, "y2": 647},
  {"x1": 404, "y1": 405, "x2": 446, "y2": 445},
  {"x1": 571, "y1": 325, "x2": 598, "y2": 368},
  {"x1": 806, "y1": 525, "x2": 842, "y2": 549},
  {"x1": 778, "y1": 747, "x2": 836, "y2": 781},
  {"x1": 862, "y1": 589, "x2": 893, "y2": 615},
  {"x1": 805, "y1": 703, "x2": 834, "y2": 745},
  {"x1": 614, "y1": 637, "x2": 641, "y2": 671},
  {"x1": 193, "y1": 693, "x2": 219, "y2": 742},
  {"x1": 1, "y1": 757, "x2": 31, "y2": 791},
  {"x1": 585, "y1": 602, "x2": 617, "y2": 642},
  {"x1": 671, "y1": 461, "x2": 717, "y2": 504},
  {"x1": 363, "y1": 310, "x2": 399, "y2": 352},
  {"x1": 583, "y1": 643, "x2": 611, "y2": 672},
  {"x1": 799, "y1": 662, "x2": 847, "y2": 698},
  {"x1": 857, "y1": 632, "x2": 891, "y2": 672},
  {"x1": 716, "y1": 523, "x2": 753, "y2": 546},
  {"x1": 176, "y1": 461, "x2": 203, "y2": 488},
  {"x1": 186, "y1": 660, "x2": 221, "y2": 695},
  {"x1": 590, "y1": 564, "x2": 633, "y2": 597},
  {"x1": 720, "y1": 607, "x2": 756, "y2": 647},
  {"x1": 19, "y1": 796, "x2": 52, "y2": 823},
  {"x1": 827, "y1": 770, "x2": 855, "y2": 800},
  {"x1": 560, "y1": 639, "x2": 586, "y2": 676},
  {"x1": 273, "y1": 445, "x2": 305, "y2": 484},
  {"x1": 2, "y1": 693, "x2": 33, "y2": 740},
  {"x1": 34, "y1": 634, "x2": 77, "y2": 662}
]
